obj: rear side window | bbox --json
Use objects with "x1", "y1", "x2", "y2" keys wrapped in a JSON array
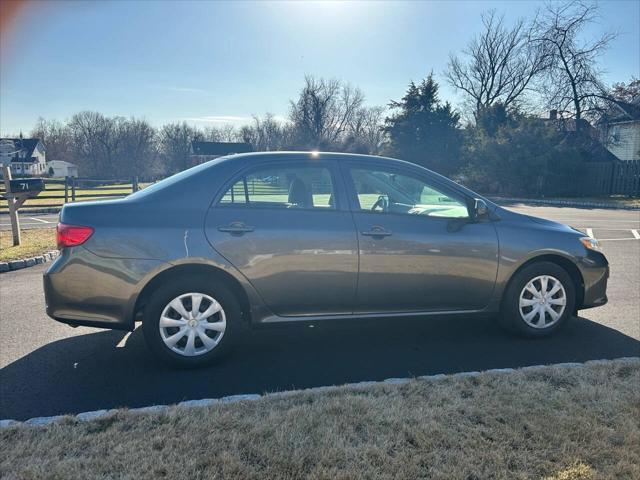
[{"x1": 219, "y1": 165, "x2": 335, "y2": 209}]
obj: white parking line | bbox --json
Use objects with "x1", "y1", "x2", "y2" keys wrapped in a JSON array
[
  {"x1": 578, "y1": 227, "x2": 640, "y2": 242},
  {"x1": 28, "y1": 217, "x2": 51, "y2": 224},
  {"x1": 599, "y1": 237, "x2": 640, "y2": 242},
  {"x1": 0, "y1": 222, "x2": 47, "y2": 227},
  {"x1": 558, "y1": 219, "x2": 640, "y2": 224},
  {"x1": 586, "y1": 228, "x2": 640, "y2": 231},
  {"x1": 116, "y1": 330, "x2": 134, "y2": 348}
]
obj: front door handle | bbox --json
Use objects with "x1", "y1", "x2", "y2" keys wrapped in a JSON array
[
  {"x1": 361, "y1": 226, "x2": 392, "y2": 237},
  {"x1": 218, "y1": 222, "x2": 255, "y2": 235}
]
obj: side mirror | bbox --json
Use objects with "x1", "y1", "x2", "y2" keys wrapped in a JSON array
[{"x1": 473, "y1": 198, "x2": 489, "y2": 221}]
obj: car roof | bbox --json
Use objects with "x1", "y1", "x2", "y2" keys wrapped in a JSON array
[{"x1": 215, "y1": 151, "x2": 417, "y2": 168}]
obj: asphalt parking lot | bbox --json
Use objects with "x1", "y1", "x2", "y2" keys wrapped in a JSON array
[
  {"x1": 0, "y1": 213, "x2": 59, "y2": 231},
  {"x1": 1, "y1": 204, "x2": 639, "y2": 421}
]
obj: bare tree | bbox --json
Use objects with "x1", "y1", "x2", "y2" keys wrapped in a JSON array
[
  {"x1": 159, "y1": 122, "x2": 198, "y2": 173},
  {"x1": 533, "y1": 1, "x2": 616, "y2": 127},
  {"x1": 120, "y1": 118, "x2": 158, "y2": 178},
  {"x1": 241, "y1": 113, "x2": 291, "y2": 151},
  {"x1": 344, "y1": 106, "x2": 386, "y2": 154},
  {"x1": 446, "y1": 10, "x2": 547, "y2": 118},
  {"x1": 67, "y1": 111, "x2": 126, "y2": 177},
  {"x1": 199, "y1": 124, "x2": 241, "y2": 143},
  {"x1": 289, "y1": 76, "x2": 365, "y2": 149},
  {"x1": 611, "y1": 78, "x2": 640, "y2": 103},
  {"x1": 31, "y1": 118, "x2": 73, "y2": 167}
]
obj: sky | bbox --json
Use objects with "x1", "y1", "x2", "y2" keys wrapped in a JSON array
[{"x1": 1, "y1": 0, "x2": 638, "y2": 135}]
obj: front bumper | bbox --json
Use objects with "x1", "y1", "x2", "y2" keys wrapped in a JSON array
[{"x1": 578, "y1": 250, "x2": 609, "y2": 310}]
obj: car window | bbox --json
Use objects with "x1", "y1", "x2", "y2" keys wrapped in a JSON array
[
  {"x1": 350, "y1": 167, "x2": 469, "y2": 218},
  {"x1": 219, "y1": 165, "x2": 335, "y2": 209}
]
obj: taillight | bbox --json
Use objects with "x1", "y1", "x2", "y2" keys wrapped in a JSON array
[{"x1": 56, "y1": 223, "x2": 94, "y2": 249}]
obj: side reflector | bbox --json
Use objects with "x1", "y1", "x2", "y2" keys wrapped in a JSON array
[{"x1": 56, "y1": 223, "x2": 94, "y2": 249}]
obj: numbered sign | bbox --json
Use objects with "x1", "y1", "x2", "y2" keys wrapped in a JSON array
[{"x1": 9, "y1": 178, "x2": 45, "y2": 193}]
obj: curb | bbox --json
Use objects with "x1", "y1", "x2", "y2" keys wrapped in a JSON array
[
  {"x1": 490, "y1": 196, "x2": 640, "y2": 210},
  {"x1": 0, "y1": 250, "x2": 59, "y2": 274},
  {"x1": 1, "y1": 356, "x2": 637, "y2": 429}
]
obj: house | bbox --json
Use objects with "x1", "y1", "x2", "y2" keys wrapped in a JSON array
[
  {"x1": 190, "y1": 141, "x2": 252, "y2": 165},
  {"x1": 0, "y1": 137, "x2": 47, "y2": 176},
  {"x1": 598, "y1": 98, "x2": 640, "y2": 161},
  {"x1": 546, "y1": 110, "x2": 619, "y2": 163},
  {"x1": 47, "y1": 160, "x2": 79, "y2": 178}
]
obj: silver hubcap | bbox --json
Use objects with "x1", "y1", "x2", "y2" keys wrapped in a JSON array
[
  {"x1": 159, "y1": 293, "x2": 226, "y2": 356},
  {"x1": 519, "y1": 275, "x2": 567, "y2": 329}
]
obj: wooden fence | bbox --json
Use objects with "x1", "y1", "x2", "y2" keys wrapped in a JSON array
[
  {"x1": 582, "y1": 160, "x2": 640, "y2": 197},
  {"x1": 0, "y1": 176, "x2": 140, "y2": 213},
  {"x1": 610, "y1": 160, "x2": 640, "y2": 196}
]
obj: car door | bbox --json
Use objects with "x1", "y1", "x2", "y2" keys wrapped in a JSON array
[
  {"x1": 205, "y1": 160, "x2": 358, "y2": 317},
  {"x1": 343, "y1": 161, "x2": 499, "y2": 314}
]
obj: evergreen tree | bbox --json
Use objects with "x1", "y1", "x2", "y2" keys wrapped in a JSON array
[{"x1": 384, "y1": 74, "x2": 462, "y2": 174}]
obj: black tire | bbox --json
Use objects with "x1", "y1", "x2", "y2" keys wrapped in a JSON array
[
  {"x1": 142, "y1": 275, "x2": 241, "y2": 368},
  {"x1": 499, "y1": 261, "x2": 576, "y2": 337}
]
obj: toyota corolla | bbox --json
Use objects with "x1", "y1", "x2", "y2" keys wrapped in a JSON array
[{"x1": 43, "y1": 152, "x2": 609, "y2": 367}]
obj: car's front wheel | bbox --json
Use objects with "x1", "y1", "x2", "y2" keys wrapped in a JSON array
[
  {"x1": 142, "y1": 276, "x2": 240, "y2": 367},
  {"x1": 500, "y1": 261, "x2": 576, "y2": 337}
]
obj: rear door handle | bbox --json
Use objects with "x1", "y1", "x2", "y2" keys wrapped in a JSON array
[
  {"x1": 218, "y1": 222, "x2": 254, "y2": 235},
  {"x1": 361, "y1": 226, "x2": 392, "y2": 237}
]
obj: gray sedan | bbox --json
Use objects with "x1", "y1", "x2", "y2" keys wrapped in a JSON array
[{"x1": 44, "y1": 152, "x2": 609, "y2": 367}]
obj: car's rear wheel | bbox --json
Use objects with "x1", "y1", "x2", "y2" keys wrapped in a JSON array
[
  {"x1": 142, "y1": 275, "x2": 240, "y2": 367},
  {"x1": 500, "y1": 261, "x2": 575, "y2": 337}
]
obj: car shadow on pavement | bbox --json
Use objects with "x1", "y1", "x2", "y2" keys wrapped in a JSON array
[{"x1": 1, "y1": 315, "x2": 639, "y2": 421}]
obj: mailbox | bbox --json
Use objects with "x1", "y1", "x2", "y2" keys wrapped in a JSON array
[{"x1": 9, "y1": 178, "x2": 45, "y2": 194}]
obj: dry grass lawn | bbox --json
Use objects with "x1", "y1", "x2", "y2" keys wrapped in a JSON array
[
  {"x1": 0, "y1": 228, "x2": 56, "y2": 262},
  {"x1": 1, "y1": 360, "x2": 638, "y2": 480}
]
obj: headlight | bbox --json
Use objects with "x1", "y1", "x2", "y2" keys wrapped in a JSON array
[{"x1": 580, "y1": 237, "x2": 602, "y2": 252}]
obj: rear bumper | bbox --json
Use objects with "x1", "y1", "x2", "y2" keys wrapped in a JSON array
[
  {"x1": 578, "y1": 250, "x2": 609, "y2": 310},
  {"x1": 43, "y1": 247, "x2": 163, "y2": 331}
]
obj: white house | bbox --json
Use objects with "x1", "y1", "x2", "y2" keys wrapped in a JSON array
[
  {"x1": 599, "y1": 98, "x2": 640, "y2": 162},
  {"x1": 0, "y1": 137, "x2": 47, "y2": 176},
  {"x1": 47, "y1": 160, "x2": 79, "y2": 178}
]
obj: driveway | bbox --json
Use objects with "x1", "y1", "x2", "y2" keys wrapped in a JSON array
[
  {"x1": 0, "y1": 213, "x2": 58, "y2": 230},
  {"x1": 1, "y1": 204, "x2": 639, "y2": 421}
]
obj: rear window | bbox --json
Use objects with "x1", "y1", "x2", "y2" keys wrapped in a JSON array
[{"x1": 127, "y1": 157, "x2": 228, "y2": 200}]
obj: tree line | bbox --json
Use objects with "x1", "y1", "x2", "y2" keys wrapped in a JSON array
[
  {"x1": 30, "y1": 76, "x2": 387, "y2": 180},
  {"x1": 26, "y1": 2, "x2": 639, "y2": 196}
]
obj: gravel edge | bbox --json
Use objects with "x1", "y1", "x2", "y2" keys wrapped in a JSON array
[
  {"x1": 0, "y1": 250, "x2": 59, "y2": 274},
  {"x1": 1, "y1": 356, "x2": 637, "y2": 428}
]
